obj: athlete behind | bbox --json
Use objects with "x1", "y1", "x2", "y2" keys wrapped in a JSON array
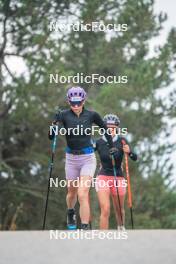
[
  {"x1": 95, "y1": 114, "x2": 137, "y2": 230},
  {"x1": 49, "y1": 87, "x2": 115, "y2": 230}
]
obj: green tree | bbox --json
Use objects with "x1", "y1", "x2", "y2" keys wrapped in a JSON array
[{"x1": 0, "y1": 0, "x2": 176, "y2": 230}]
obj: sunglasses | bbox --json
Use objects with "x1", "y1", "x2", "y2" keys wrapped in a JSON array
[
  {"x1": 107, "y1": 124, "x2": 118, "y2": 128},
  {"x1": 69, "y1": 101, "x2": 83, "y2": 107}
]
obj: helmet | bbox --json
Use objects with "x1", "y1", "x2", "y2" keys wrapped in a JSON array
[
  {"x1": 67, "y1": 86, "x2": 86, "y2": 102},
  {"x1": 103, "y1": 114, "x2": 120, "y2": 126}
]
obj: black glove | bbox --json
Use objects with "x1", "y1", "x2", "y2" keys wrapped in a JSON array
[
  {"x1": 109, "y1": 147, "x2": 119, "y2": 155},
  {"x1": 52, "y1": 120, "x2": 59, "y2": 126},
  {"x1": 48, "y1": 107, "x2": 62, "y2": 140},
  {"x1": 48, "y1": 121, "x2": 59, "y2": 140}
]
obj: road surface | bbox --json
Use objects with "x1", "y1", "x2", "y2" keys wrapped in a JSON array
[{"x1": 0, "y1": 230, "x2": 175, "y2": 264}]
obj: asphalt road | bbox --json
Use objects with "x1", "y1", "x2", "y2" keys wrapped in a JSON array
[{"x1": 0, "y1": 230, "x2": 176, "y2": 264}]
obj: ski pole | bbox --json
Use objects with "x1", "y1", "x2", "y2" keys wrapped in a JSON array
[
  {"x1": 111, "y1": 154, "x2": 123, "y2": 226},
  {"x1": 42, "y1": 125, "x2": 57, "y2": 230},
  {"x1": 122, "y1": 139, "x2": 134, "y2": 229}
]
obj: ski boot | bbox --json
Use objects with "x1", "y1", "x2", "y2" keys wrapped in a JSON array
[{"x1": 67, "y1": 209, "x2": 77, "y2": 230}]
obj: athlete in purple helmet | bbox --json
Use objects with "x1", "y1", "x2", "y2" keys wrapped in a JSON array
[{"x1": 49, "y1": 86, "x2": 116, "y2": 230}]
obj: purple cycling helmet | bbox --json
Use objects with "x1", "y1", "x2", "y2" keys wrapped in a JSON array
[{"x1": 67, "y1": 86, "x2": 87, "y2": 102}]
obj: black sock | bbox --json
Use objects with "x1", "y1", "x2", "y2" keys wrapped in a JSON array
[
  {"x1": 68, "y1": 208, "x2": 75, "y2": 214},
  {"x1": 81, "y1": 223, "x2": 89, "y2": 229}
]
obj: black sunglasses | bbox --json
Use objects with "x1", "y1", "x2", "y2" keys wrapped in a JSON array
[{"x1": 69, "y1": 101, "x2": 83, "y2": 107}]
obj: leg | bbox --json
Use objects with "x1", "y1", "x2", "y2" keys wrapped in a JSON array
[
  {"x1": 65, "y1": 154, "x2": 80, "y2": 209},
  {"x1": 66, "y1": 180, "x2": 78, "y2": 209},
  {"x1": 77, "y1": 175, "x2": 92, "y2": 224},
  {"x1": 78, "y1": 154, "x2": 96, "y2": 227},
  {"x1": 65, "y1": 155, "x2": 80, "y2": 228},
  {"x1": 97, "y1": 190, "x2": 111, "y2": 229},
  {"x1": 66, "y1": 181, "x2": 78, "y2": 228}
]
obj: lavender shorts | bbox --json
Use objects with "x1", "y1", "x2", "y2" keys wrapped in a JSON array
[{"x1": 65, "y1": 153, "x2": 97, "y2": 180}]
